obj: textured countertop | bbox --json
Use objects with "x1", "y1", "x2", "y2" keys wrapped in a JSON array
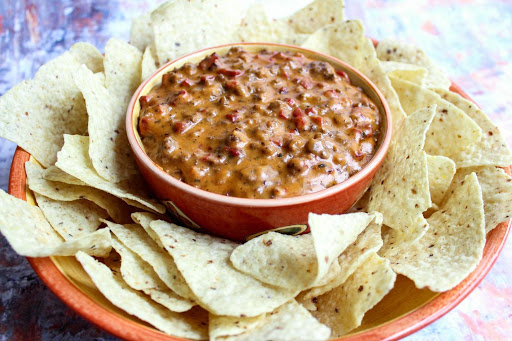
[{"x1": 0, "y1": 0, "x2": 511, "y2": 340}]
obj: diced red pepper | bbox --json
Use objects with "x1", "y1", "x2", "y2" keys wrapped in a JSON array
[
  {"x1": 271, "y1": 138, "x2": 282, "y2": 147},
  {"x1": 305, "y1": 107, "x2": 317, "y2": 116},
  {"x1": 286, "y1": 98, "x2": 297, "y2": 107},
  {"x1": 226, "y1": 80, "x2": 238, "y2": 89},
  {"x1": 324, "y1": 89, "x2": 340, "y2": 98},
  {"x1": 282, "y1": 70, "x2": 291, "y2": 79},
  {"x1": 218, "y1": 68, "x2": 243, "y2": 78},
  {"x1": 225, "y1": 146, "x2": 241, "y2": 157},
  {"x1": 278, "y1": 110, "x2": 289, "y2": 120},
  {"x1": 200, "y1": 75, "x2": 215, "y2": 83},
  {"x1": 294, "y1": 115, "x2": 308, "y2": 130},
  {"x1": 173, "y1": 121, "x2": 192, "y2": 134},
  {"x1": 180, "y1": 79, "x2": 193, "y2": 87},
  {"x1": 292, "y1": 107, "x2": 303, "y2": 118},
  {"x1": 139, "y1": 117, "x2": 150, "y2": 135},
  {"x1": 299, "y1": 79, "x2": 314, "y2": 89},
  {"x1": 279, "y1": 87, "x2": 288, "y2": 94},
  {"x1": 139, "y1": 95, "x2": 149, "y2": 107},
  {"x1": 199, "y1": 53, "x2": 219, "y2": 70},
  {"x1": 225, "y1": 112, "x2": 240, "y2": 122},
  {"x1": 336, "y1": 70, "x2": 350, "y2": 83},
  {"x1": 311, "y1": 116, "x2": 323, "y2": 126}
]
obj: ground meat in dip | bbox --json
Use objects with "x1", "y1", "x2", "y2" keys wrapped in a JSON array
[{"x1": 138, "y1": 47, "x2": 381, "y2": 199}]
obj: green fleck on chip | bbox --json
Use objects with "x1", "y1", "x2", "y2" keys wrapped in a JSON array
[
  {"x1": 390, "y1": 76, "x2": 482, "y2": 160},
  {"x1": 427, "y1": 155, "x2": 456, "y2": 206},
  {"x1": 149, "y1": 220, "x2": 298, "y2": 317},
  {"x1": 312, "y1": 253, "x2": 396, "y2": 337},
  {"x1": 76, "y1": 251, "x2": 208, "y2": 340},
  {"x1": 369, "y1": 105, "x2": 435, "y2": 243}
]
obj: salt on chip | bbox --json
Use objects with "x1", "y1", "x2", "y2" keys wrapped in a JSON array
[
  {"x1": 427, "y1": 155, "x2": 456, "y2": 206},
  {"x1": 141, "y1": 46, "x2": 159, "y2": 82},
  {"x1": 389, "y1": 173, "x2": 485, "y2": 292},
  {"x1": 237, "y1": 0, "x2": 345, "y2": 46},
  {"x1": 312, "y1": 253, "x2": 396, "y2": 337},
  {"x1": 0, "y1": 188, "x2": 111, "y2": 257},
  {"x1": 69, "y1": 42, "x2": 104, "y2": 73},
  {"x1": 151, "y1": 0, "x2": 247, "y2": 64},
  {"x1": 76, "y1": 252, "x2": 208, "y2": 340},
  {"x1": 434, "y1": 88, "x2": 512, "y2": 168},
  {"x1": 375, "y1": 39, "x2": 451, "y2": 90},
  {"x1": 390, "y1": 76, "x2": 482, "y2": 160},
  {"x1": 230, "y1": 212, "x2": 378, "y2": 291},
  {"x1": 442, "y1": 166, "x2": 512, "y2": 233},
  {"x1": 301, "y1": 20, "x2": 407, "y2": 129},
  {"x1": 130, "y1": 13, "x2": 153, "y2": 52},
  {"x1": 55, "y1": 135, "x2": 165, "y2": 213},
  {"x1": 106, "y1": 220, "x2": 195, "y2": 300},
  {"x1": 149, "y1": 219, "x2": 298, "y2": 317},
  {"x1": 222, "y1": 300, "x2": 330, "y2": 341},
  {"x1": 0, "y1": 52, "x2": 88, "y2": 167},
  {"x1": 34, "y1": 193, "x2": 108, "y2": 240},
  {"x1": 298, "y1": 221, "x2": 383, "y2": 310},
  {"x1": 26, "y1": 161, "x2": 133, "y2": 223},
  {"x1": 380, "y1": 61, "x2": 427, "y2": 85},
  {"x1": 111, "y1": 236, "x2": 195, "y2": 312},
  {"x1": 209, "y1": 313, "x2": 265, "y2": 341},
  {"x1": 368, "y1": 106, "x2": 435, "y2": 243}
]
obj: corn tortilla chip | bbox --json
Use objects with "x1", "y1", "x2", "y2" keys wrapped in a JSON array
[
  {"x1": 230, "y1": 212, "x2": 379, "y2": 291},
  {"x1": 209, "y1": 313, "x2": 265, "y2": 341},
  {"x1": 69, "y1": 42, "x2": 104, "y2": 73},
  {"x1": 442, "y1": 166, "x2": 512, "y2": 233},
  {"x1": 149, "y1": 219, "x2": 298, "y2": 317},
  {"x1": 151, "y1": 0, "x2": 247, "y2": 64},
  {"x1": 434, "y1": 88, "x2": 512, "y2": 168},
  {"x1": 111, "y1": 237, "x2": 195, "y2": 312},
  {"x1": 130, "y1": 13, "x2": 153, "y2": 52},
  {"x1": 312, "y1": 253, "x2": 396, "y2": 337},
  {"x1": 427, "y1": 155, "x2": 456, "y2": 206},
  {"x1": 44, "y1": 165, "x2": 86, "y2": 185},
  {"x1": 390, "y1": 76, "x2": 482, "y2": 159},
  {"x1": 0, "y1": 189, "x2": 111, "y2": 257},
  {"x1": 368, "y1": 106, "x2": 435, "y2": 242},
  {"x1": 376, "y1": 39, "x2": 451, "y2": 90},
  {"x1": 298, "y1": 221, "x2": 383, "y2": 310},
  {"x1": 106, "y1": 220, "x2": 195, "y2": 300},
  {"x1": 380, "y1": 61, "x2": 427, "y2": 85},
  {"x1": 223, "y1": 300, "x2": 330, "y2": 341},
  {"x1": 389, "y1": 173, "x2": 485, "y2": 292},
  {"x1": 0, "y1": 52, "x2": 88, "y2": 167},
  {"x1": 76, "y1": 252, "x2": 208, "y2": 340},
  {"x1": 55, "y1": 135, "x2": 165, "y2": 213},
  {"x1": 34, "y1": 193, "x2": 108, "y2": 240},
  {"x1": 26, "y1": 161, "x2": 133, "y2": 223},
  {"x1": 301, "y1": 20, "x2": 407, "y2": 130},
  {"x1": 141, "y1": 46, "x2": 158, "y2": 82}
]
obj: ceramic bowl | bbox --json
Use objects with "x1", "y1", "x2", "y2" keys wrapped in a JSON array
[{"x1": 126, "y1": 42, "x2": 393, "y2": 241}]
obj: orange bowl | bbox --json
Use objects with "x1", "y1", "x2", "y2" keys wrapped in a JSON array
[{"x1": 126, "y1": 42, "x2": 393, "y2": 241}]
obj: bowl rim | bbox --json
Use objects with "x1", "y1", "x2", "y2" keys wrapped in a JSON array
[{"x1": 126, "y1": 42, "x2": 393, "y2": 207}]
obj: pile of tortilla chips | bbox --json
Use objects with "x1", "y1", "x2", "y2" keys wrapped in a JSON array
[{"x1": 1, "y1": 0, "x2": 511, "y2": 340}]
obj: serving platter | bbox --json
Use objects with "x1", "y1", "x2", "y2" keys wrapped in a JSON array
[{"x1": 8, "y1": 81, "x2": 511, "y2": 340}]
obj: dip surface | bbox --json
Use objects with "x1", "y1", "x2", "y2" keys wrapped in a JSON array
[{"x1": 138, "y1": 47, "x2": 381, "y2": 199}]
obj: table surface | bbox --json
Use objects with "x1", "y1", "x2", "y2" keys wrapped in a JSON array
[{"x1": 1, "y1": 0, "x2": 511, "y2": 340}]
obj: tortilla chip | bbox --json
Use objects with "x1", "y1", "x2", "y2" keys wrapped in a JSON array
[
  {"x1": 0, "y1": 189, "x2": 111, "y2": 257},
  {"x1": 301, "y1": 20, "x2": 407, "y2": 130},
  {"x1": 76, "y1": 252, "x2": 208, "y2": 339},
  {"x1": 312, "y1": 253, "x2": 396, "y2": 337},
  {"x1": 55, "y1": 135, "x2": 165, "y2": 213},
  {"x1": 434, "y1": 88, "x2": 512, "y2": 168},
  {"x1": 26, "y1": 161, "x2": 133, "y2": 223},
  {"x1": 237, "y1": 0, "x2": 344, "y2": 45},
  {"x1": 209, "y1": 313, "x2": 265, "y2": 341},
  {"x1": 442, "y1": 166, "x2": 512, "y2": 233},
  {"x1": 368, "y1": 106, "x2": 435, "y2": 242},
  {"x1": 389, "y1": 173, "x2": 485, "y2": 291},
  {"x1": 34, "y1": 193, "x2": 108, "y2": 240},
  {"x1": 375, "y1": 39, "x2": 451, "y2": 90},
  {"x1": 69, "y1": 42, "x2": 104, "y2": 73},
  {"x1": 106, "y1": 220, "x2": 195, "y2": 300},
  {"x1": 151, "y1": 0, "x2": 246, "y2": 64},
  {"x1": 427, "y1": 155, "x2": 456, "y2": 206},
  {"x1": 44, "y1": 165, "x2": 86, "y2": 185},
  {"x1": 149, "y1": 219, "x2": 298, "y2": 317},
  {"x1": 230, "y1": 213, "x2": 378, "y2": 291},
  {"x1": 141, "y1": 46, "x2": 159, "y2": 82},
  {"x1": 346, "y1": 189, "x2": 371, "y2": 213},
  {"x1": 298, "y1": 221, "x2": 383, "y2": 310},
  {"x1": 0, "y1": 52, "x2": 88, "y2": 167},
  {"x1": 130, "y1": 13, "x2": 153, "y2": 51},
  {"x1": 111, "y1": 236, "x2": 195, "y2": 312},
  {"x1": 75, "y1": 39, "x2": 142, "y2": 183},
  {"x1": 380, "y1": 61, "x2": 427, "y2": 84},
  {"x1": 223, "y1": 301, "x2": 330, "y2": 341}
]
